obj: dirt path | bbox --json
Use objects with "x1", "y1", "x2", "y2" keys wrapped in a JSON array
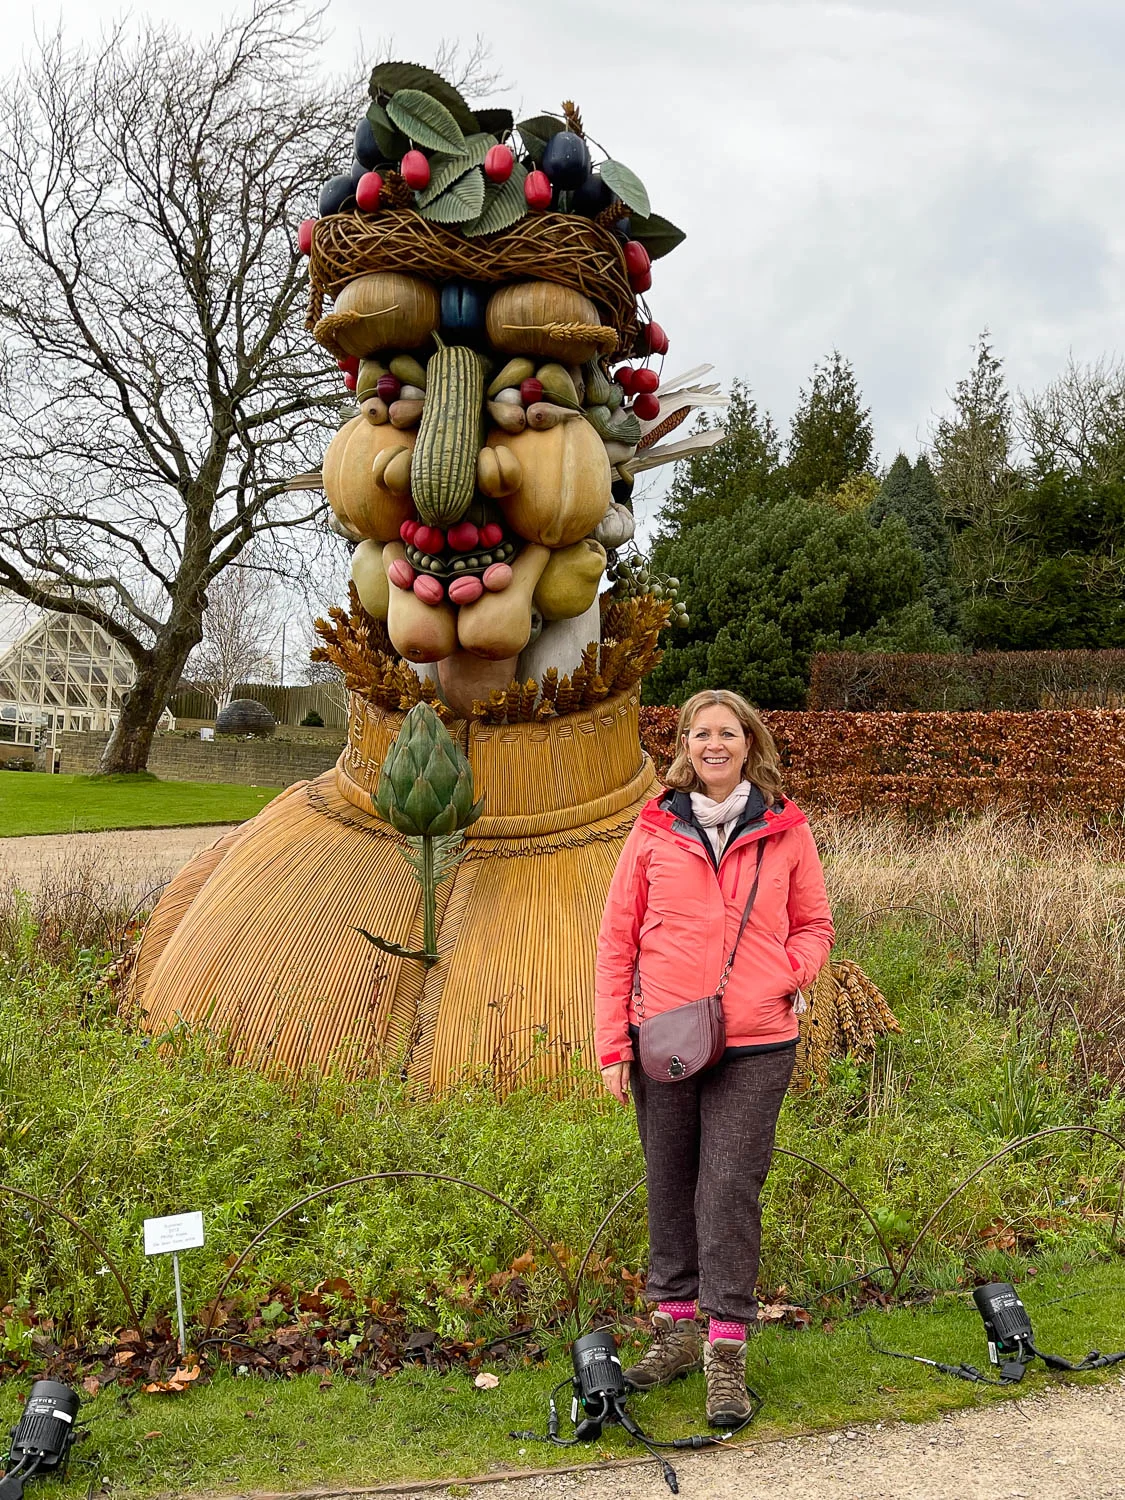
[
  {"x1": 252, "y1": 1376, "x2": 1125, "y2": 1500},
  {"x1": 0, "y1": 825, "x2": 238, "y2": 897}
]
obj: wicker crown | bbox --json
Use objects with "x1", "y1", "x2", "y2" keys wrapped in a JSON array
[{"x1": 306, "y1": 209, "x2": 638, "y2": 352}]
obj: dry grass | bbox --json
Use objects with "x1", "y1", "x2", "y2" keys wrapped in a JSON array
[{"x1": 815, "y1": 809, "x2": 1125, "y2": 1083}]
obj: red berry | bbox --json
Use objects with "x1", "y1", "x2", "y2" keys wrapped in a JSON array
[
  {"x1": 632, "y1": 368, "x2": 660, "y2": 395},
  {"x1": 524, "y1": 169, "x2": 552, "y2": 210},
  {"x1": 614, "y1": 367, "x2": 636, "y2": 396},
  {"x1": 343, "y1": 371, "x2": 358, "y2": 391},
  {"x1": 399, "y1": 519, "x2": 419, "y2": 543},
  {"x1": 297, "y1": 217, "x2": 316, "y2": 255},
  {"x1": 447, "y1": 521, "x2": 480, "y2": 552},
  {"x1": 479, "y1": 522, "x2": 504, "y2": 548},
  {"x1": 337, "y1": 355, "x2": 360, "y2": 376},
  {"x1": 401, "y1": 150, "x2": 431, "y2": 190},
  {"x1": 629, "y1": 266, "x2": 653, "y2": 294},
  {"x1": 484, "y1": 144, "x2": 514, "y2": 184},
  {"x1": 414, "y1": 525, "x2": 445, "y2": 555},
  {"x1": 632, "y1": 392, "x2": 660, "y2": 421},
  {"x1": 375, "y1": 374, "x2": 401, "y2": 403},
  {"x1": 641, "y1": 320, "x2": 669, "y2": 356},
  {"x1": 519, "y1": 377, "x2": 544, "y2": 406},
  {"x1": 355, "y1": 171, "x2": 383, "y2": 213},
  {"x1": 388, "y1": 559, "x2": 415, "y2": 590},
  {"x1": 623, "y1": 241, "x2": 651, "y2": 277}
]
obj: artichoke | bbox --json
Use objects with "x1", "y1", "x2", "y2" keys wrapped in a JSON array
[{"x1": 375, "y1": 702, "x2": 482, "y2": 837}]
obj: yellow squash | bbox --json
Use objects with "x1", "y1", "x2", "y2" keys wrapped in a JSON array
[
  {"x1": 322, "y1": 415, "x2": 416, "y2": 541},
  {"x1": 487, "y1": 420, "x2": 611, "y2": 549}
]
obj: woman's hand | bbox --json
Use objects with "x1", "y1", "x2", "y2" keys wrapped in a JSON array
[{"x1": 601, "y1": 1062, "x2": 631, "y2": 1106}]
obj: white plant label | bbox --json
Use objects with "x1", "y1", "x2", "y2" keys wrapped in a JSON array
[{"x1": 143, "y1": 1211, "x2": 205, "y2": 1256}]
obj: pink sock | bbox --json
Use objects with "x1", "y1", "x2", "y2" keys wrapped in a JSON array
[
  {"x1": 709, "y1": 1317, "x2": 746, "y2": 1343},
  {"x1": 658, "y1": 1300, "x2": 697, "y2": 1322}
]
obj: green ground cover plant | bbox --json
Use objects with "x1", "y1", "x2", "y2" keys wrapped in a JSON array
[
  {"x1": 0, "y1": 773, "x2": 281, "y2": 837},
  {"x1": 0, "y1": 812, "x2": 1122, "y2": 1495}
]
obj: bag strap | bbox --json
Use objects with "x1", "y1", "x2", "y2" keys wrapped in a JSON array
[
  {"x1": 632, "y1": 837, "x2": 769, "y2": 1012},
  {"x1": 714, "y1": 839, "x2": 767, "y2": 1000}
]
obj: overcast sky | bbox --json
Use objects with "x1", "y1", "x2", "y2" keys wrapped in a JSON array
[{"x1": 6, "y1": 0, "x2": 1122, "y2": 470}]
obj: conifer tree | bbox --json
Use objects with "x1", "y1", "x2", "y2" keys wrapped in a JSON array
[
  {"x1": 870, "y1": 454, "x2": 958, "y2": 635},
  {"x1": 786, "y1": 351, "x2": 875, "y2": 499}
]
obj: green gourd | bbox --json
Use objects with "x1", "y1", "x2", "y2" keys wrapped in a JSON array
[
  {"x1": 487, "y1": 358, "x2": 536, "y2": 398},
  {"x1": 582, "y1": 359, "x2": 614, "y2": 408},
  {"x1": 410, "y1": 338, "x2": 485, "y2": 528},
  {"x1": 389, "y1": 354, "x2": 429, "y2": 389},
  {"x1": 535, "y1": 362, "x2": 580, "y2": 407}
]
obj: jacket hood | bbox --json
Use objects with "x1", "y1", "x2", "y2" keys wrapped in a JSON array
[{"x1": 639, "y1": 786, "x2": 807, "y2": 848}]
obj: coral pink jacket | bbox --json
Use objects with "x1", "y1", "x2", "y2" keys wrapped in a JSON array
[{"x1": 595, "y1": 791, "x2": 834, "y2": 1067}]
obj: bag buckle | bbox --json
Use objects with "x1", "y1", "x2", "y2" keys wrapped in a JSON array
[{"x1": 667, "y1": 1057, "x2": 685, "y2": 1079}]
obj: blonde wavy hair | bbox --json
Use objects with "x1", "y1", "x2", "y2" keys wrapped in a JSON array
[{"x1": 664, "y1": 689, "x2": 784, "y2": 803}]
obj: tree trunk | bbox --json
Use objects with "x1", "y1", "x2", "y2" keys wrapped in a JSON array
[{"x1": 97, "y1": 628, "x2": 200, "y2": 774}]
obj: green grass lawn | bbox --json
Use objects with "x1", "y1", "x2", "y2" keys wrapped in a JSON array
[
  {"x1": 0, "y1": 772, "x2": 281, "y2": 836},
  {"x1": 2, "y1": 1261, "x2": 1123, "y2": 1498}
]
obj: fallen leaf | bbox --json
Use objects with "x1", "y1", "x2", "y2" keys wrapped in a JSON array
[
  {"x1": 82, "y1": 1377, "x2": 99, "y2": 1397},
  {"x1": 142, "y1": 1432, "x2": 163, "y2": 1441},
  {"x1": 474, "y1": 1372, "x2": 500, "y2": 1389}
]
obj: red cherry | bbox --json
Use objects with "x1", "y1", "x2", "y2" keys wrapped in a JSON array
[
  {"x1": 414, "y1": 525, "x2": 445, "y2": 554},
  {"x1": 355, "y1": 171, "x2": 383, "y2": 212},
  {"x1": 337, "y1": 355, "x2": 360, "y2": 376},
  {"x1": 524, "y1": 170, "x2": 552, "y2": 210},
  {"x1": 640, "y1": 321, "x2": 669, "y2": 356},
  {"x1": 447, "y1": 521, "x2": 480, "y2": 552},
  {"x1": 401, "y1": 150, "x2": 431, "y2": 190},
  {"x1": 629, "y1": 266, "x2": 653, "y2": 294},
  {"x1": 479, "y1": 522, "x2": 504, "y2": 548},
  {"x1": 297, "y1": 217, "x2": 316, "y2": 255},
  {"x1": 343, "y1": 371, "x2": 358, "y2": 391},
  {"x1": 614, "y1": 367, "x2": 636, "y2": 396},
  {"x1": 632, "y1": 368, "x2": 660, "y2": 395},
  {"x1": 399, "y1": 519, "x2": 419, "y2": 543},
  {"x1": 632, "y1": 392, "x2": 660, "y2": 421},
  {"x1": 623, "y1": 241, "x2": 651, "y2": 278},
  {"x1": 375, "y1": 374, "x2": 401, "y2": 403},
  {"x1": 519, "y1": 377, "x2": 544, "y2": 406},
  {"x1": 484, "y1": 144, "x2": 514, "y2": 184}
]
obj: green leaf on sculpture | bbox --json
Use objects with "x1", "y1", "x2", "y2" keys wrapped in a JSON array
[
  {"x1": 516, "y1": 114, "x2": 566, "y2": 162},
  {"x1": 627, "y1": 212, "x2": 687, "y2": 260},
  {"x1": 386, "y1": 89, "x2": 468, "y2": 156},
  {"x1": 419, "y1": 168, "x2": 486, "y2": 225},
  {"x1": 599, "y1": 160, "x2": 651, "y2": 219},
  {"x1": 365, "y1": 101, "x2": 409, "y2": 163},
  {"x1": 417, "y1": 134, "x2": 497, "y2": 207},
  {"x1": 464, "y1": 163, "x2": 529, "y2": 236},
  {"x1": 474, "y1": 108, "x2": 515, "y2": 139},
  {"x1": 369, "y1": 62, "x2": 477, "y2": 134}
]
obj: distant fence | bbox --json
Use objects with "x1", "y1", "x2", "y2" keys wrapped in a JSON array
[{"x1": 169, "y1": 682, "x2": 347, "y2": 728}]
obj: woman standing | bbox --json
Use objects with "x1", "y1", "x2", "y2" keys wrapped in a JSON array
[{"x1": 595, "y1": 689, "x2": 833, "y2": 1426}]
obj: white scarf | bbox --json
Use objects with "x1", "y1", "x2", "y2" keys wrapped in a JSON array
[{"x1": 690, "y1": 780, "x2": 754, "y2": 860}]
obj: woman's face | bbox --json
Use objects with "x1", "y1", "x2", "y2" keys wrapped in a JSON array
[{"x1": 683, "y1": 705, "x2": 749, "y2": 799}]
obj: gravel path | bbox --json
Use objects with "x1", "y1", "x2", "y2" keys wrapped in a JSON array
[
  {"x1": 0, "y1": 825, "x2": 238, "y2": 896},
  {"x1": 250, "y1": 1376, "x2": 1125, "y2": 1500}
]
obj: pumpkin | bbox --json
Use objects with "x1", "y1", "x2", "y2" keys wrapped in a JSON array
[
  {"x1": 532, "y1": 538, "x2": 607, "y2": 621},
  {"x1": 485, "y1": 282, "x2": 609, "y2": 363},
  {"x1": 350, "y1": 539, "x2": 390, "y2": 620},
  {"x1": 321, "y1": 273, "x2": 440, "y2": 359},
  {"x1": 322, "y1": 415, "x2": 416, "y2": 541},
  {"x1": 487, "y1": 420, "x2": 611, "y2": 549},
  {"x1": 455, "y1": 544, "x2": 551, "y2": 660}
]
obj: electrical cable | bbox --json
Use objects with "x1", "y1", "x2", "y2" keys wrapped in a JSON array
[
  {"x1": 864, "y1": 1328, "x2": 1011, "y2": 1386},
  {"x1": 1027, "y1": 1341, "x2": 1125, "y2": 1373}
]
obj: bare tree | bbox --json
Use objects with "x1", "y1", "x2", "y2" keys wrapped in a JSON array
[
  {"x1": 0, "y1": 1, "x2": 351, "y2": 772},
  {"x1": 1017, "y1": 356, "x2": 1125, "y2": 483},
  {"x1": 186, "y1": 560, "x2": 280, "y2": 712}
]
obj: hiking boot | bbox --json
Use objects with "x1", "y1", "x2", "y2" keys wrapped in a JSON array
[
  {"x1": 623, "y1": 1311, "x2": 703, "y2": 1391},
  {"x1": 703, "y1": 1337, "x2": 751, "y2": 1426}
]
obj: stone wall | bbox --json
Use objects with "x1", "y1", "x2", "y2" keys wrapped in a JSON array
[{"x1": 59, "y1": 732, "x2": 343, "y2": 787}]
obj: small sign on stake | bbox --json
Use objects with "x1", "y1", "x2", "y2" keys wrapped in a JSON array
[{"x1": 143, "y1": 1212, "x2": 205, "y2": 1355}]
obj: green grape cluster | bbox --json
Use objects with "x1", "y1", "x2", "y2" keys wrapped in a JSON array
[{"x1": 607, "y1": 549, "x2": 691, "y2": 628}]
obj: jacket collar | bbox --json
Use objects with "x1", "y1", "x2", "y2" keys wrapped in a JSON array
[{"x1": 639, "y1": 785, "x2": 807, "y2": 864}]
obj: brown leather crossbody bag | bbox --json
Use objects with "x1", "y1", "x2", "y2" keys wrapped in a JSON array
[{"x1": 635, "y1": 840, "x2": 767, "y2": 1083}]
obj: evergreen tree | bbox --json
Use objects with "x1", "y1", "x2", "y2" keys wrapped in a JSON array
[
  {"x1": 655, "y1": 381, "x2": 785, "y2": 540},
  {"x1": 931, "y1": 331, "x2": 1015, "y2": 527},
  {"x1": 648, "y1": 498, "x2": 952, "y2": 708},
  {"x1": 870, "y1": 453, "x2": 959, "y2": 635},
  {"x1": 785, "y1": 351, "x2": 875, "y2": 499}
]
